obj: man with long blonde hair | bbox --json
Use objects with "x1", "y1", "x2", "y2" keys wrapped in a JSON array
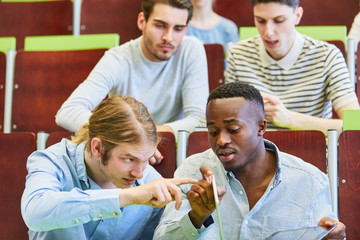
[{"x1": 22, "y1": 96, "x2": 197, "y2": 239}]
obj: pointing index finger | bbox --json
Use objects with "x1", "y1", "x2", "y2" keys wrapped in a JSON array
[{"x1": 169, "y1": 177, "x2": 198, "y2": 186}]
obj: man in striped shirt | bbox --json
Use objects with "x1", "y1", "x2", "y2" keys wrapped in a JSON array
[{"x1": 226, "y1": 0, "x2": 359, "y2": 135}]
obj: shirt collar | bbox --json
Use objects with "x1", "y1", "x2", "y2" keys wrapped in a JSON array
[
  {"x1": 263, "y1": 139, "x2": 282, "y2": 188},
  {"x1": 75, "y1": 141, "x2": 90, "y2": 189},
  {"x1": 224, "y1": 139, "x2": 282, "y2": 188},
  {"x1": 88, "y1": 177, "x2": 101, "y2": 190},
  {"x1": 259, "y1": 31, "x2": 304, "y2": 71}
]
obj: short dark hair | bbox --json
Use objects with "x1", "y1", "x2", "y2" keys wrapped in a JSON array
[
  {"x1": 207, "y1": 81, "x2": 265, "y2": 116},
  {"x1": 250, "y1": 0, "x2": 299, "y2": 9},
  {"x1": 142, "y1": 0, "x2": 193, "y2": 23}
]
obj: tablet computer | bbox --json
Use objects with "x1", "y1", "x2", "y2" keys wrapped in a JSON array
[
  {"x1": 211, "y1": 175, "x2": 224, "y2": 240},
  {"x1": 265, "y1": 224, "x2": 337, "y2": 240}
]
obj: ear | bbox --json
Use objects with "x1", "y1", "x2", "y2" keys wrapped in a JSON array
[
  {"x1": 258, "y1": 119, "x2": 267, "y2": 136},
  {"x1": 90, "y1": 137, "x2": 103, "y2": 158},
  {"x1": 137, "y1": 12, "x2": 146, "y2": 31},
  {"x1": 295, "y1": 6, "x2": 303, "y2": 25},
  {"x1": 184, "y1": 24, "x2": 189, "y2": 33}
]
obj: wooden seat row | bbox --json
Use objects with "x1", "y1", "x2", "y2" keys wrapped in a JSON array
[
  {"x1": 0, "y1": 42, "x2": 223, "y2": 134},
  {"x1": 1, "y1": 0, "x2": 359, "y2": 49},
  {"x1": 0, "y1": 130, "x2": 359, "y2": 239},
  {"x1": 0, "y1": 0, "x2": 142, "y2": 48},
  {"x1": 214, "y1": 0, "x2": 359, "y2": 33},
  {"x1": 0, "y1": 130, "x2": 175, "y2": 238}
]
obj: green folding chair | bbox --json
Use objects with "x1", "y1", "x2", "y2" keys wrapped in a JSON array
[
  {"x1": 24, "y1": 33, "x2": 120, "y2": 51},
  {"x1": 239, "y1": 25, "x2": 347, "y2": 45}
]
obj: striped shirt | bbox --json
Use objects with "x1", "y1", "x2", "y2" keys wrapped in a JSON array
[{"x1": 226, "y1": 31, "x2": 357, "y2": 129}]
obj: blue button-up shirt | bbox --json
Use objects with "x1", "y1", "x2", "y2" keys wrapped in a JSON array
[
  {"x1": 21, "y1": 139, "x2": 163, "y2": 240},
  {"x1": 154, "y1": 140, "x2": 336, "y2": 240}
]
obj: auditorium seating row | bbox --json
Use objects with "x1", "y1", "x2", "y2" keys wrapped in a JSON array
[
  {"x1": 0, "y1": 1, "x2": 359, "y2": 239},
  {"x1": 0, "y1": 129, "x2": 359, "y2": 239},
  {"x1": 3, "y1": 31, "x2": 359, "y2": 134},
  {"x1": 1, "y1": 1, "x2": 359, "y2": 135},
  {"x1": 1, "y1": 0, "x2": 358, "y2": 48},
  {"x1": 0, "y1": 37, "x2": 224, "y2": 134}
]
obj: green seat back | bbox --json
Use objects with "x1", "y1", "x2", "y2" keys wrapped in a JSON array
[
  {"x1": 24, "y1": 33, "x2": 120, "y2": 51},
  {"x1": 296, "y1": 26, "x2": 347, "y2": 45},
  {"x1": 0, "y1": 37, "x2": 16, "y2": 55},
  {"x1": 240, "y1": 25, "x2": 347, "y2": 45},
  {"x1": 239, "y1": 27, "x2": 259, "y2": 41},
  {"x1": 342, "y1": 109, "x2": 360, "y2": 131}
]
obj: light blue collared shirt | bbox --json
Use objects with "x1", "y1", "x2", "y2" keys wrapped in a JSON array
[
  {"x1": 154, "y1": 140, "x2": 336, "y2": 240},
  {"x1": 21, "y1": 139, "x2": 163, "y2": 240}
]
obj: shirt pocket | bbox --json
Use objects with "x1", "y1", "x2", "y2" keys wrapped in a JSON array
[{"x1": 261, "y1": 214, "x2": 311, "y2": 239}]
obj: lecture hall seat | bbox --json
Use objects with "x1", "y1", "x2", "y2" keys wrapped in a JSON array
[
  {"x1": 186, "y1": 131, "x2": 210, "y2": 158},
  {"x1": 3, "y1": 34, "x2": 119, "y2": 135},
  {"x1": 155, "y1": 131, "x2": 177, "y2": 178},
  {"x1": 24, "y1": 33, "x2": 120, "y2": 51},
  {"x1": 0, "y1": 52, "x2": 5, "y2": 132},
  {"x1": 214, "y1": 0, "x2": 358, "y2": 33},
  {"x1": 10, "y1": 49, "x2": 106, "y2": 133},
  {"x1": 46, "y1": 131, "x2": 73, "y2": 148},
  {"x1": 338, "y1": 130, "x2": 360, "y2": 239},
  {"x1": 356, "y1": 42, "x2": 360, "y2": 103},
  {"x1": 327, "y1": 40, "x2": 346, "y2": 58},
  {"x1": 0, "y1": 132, "x2": 36, "y2": 239},
  {"x1": 239, "y1": 26, "x2": 347, "y2": 47},
  {"x1": 79, "y1": 0, "x2": 142, "y2": 44},
  {"x1": 204, "y1": 44, "x2": 225, "y2": 93},
  {"x1": 0, "y1": 1, "x2": 72, "y2": 49},
  {"x1": 264, "y1": 130, "x2": 327, "y2": 173},
  {"x1": 185, "y1": 130, "x2": 327, "y2": 173}
]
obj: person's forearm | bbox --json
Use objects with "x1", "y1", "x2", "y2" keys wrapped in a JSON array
[
  {"x1": 287, "y1": 111, "x2": 343, "y2": 136},
  {"x1": 118, "y1": 188, "x2": 143, "y2": 207},
  {"x1": 348, "y1": 12, "x2": 360, "y2": 45},
  {"x1": 157, "y1": 124, "x2": 174, "y2": 134},
  {"x1": 56, "y1": 106, "x2": 91, "y2": 132},
  {"x1": 166, "y1": 115, "x2": 201, "y2": 137},
  {"x1": 22, "y1": 188, "x2": 121, "y2": 231},
  {"x1": 188, "y1": 209, "x2": 211, "y2": 229},
  {"x1": 56, "y1": 56, "x2": 116, "y2": 132},
  {"x1": 175, "y1": 38, "x2": 208, "y2": 135},
  {"x1": 153, "y1": 201, "x2": 201, "y2": 240}
]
